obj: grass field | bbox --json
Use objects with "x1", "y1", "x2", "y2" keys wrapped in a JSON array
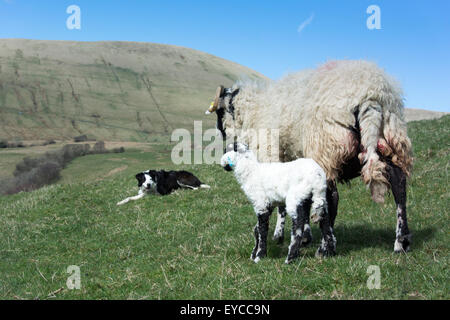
[{"x1": 0, "y1": 116, "x2": 448, "y2": 299}]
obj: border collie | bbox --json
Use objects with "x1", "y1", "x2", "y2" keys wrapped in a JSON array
[{"x1": 117, "y1": 170, "x2": 210, "y2": 205}]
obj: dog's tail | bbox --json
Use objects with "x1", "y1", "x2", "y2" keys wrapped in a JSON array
[{"x1": 200, "y1": 184, "x2": 211, "y2": 189}]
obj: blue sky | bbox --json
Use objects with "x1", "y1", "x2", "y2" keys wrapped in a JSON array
[{"x1": 0, "y1": 0, "x2": 449, "y2": 112}]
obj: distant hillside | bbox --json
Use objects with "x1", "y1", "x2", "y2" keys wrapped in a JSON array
[
  {"x1": 404, "y1": 108, "x2": 448, "y2": 122},
  {"x1": 0, "y1": 39, "x2": 267, "y2": 142}
]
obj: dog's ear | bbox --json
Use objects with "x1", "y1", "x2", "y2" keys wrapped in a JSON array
[
  {"x1": 135, "y1": 173, "x2": 145, "y2": 186},
  {"x1": 148, "y1": 170, "x2": 157, "y2": 180}
]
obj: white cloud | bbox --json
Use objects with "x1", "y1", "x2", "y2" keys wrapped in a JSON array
[{"x1": 297, "y1": 13, "x2": 314, "y2": 34}]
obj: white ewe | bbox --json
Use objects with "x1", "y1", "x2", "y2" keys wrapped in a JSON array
[
  {"x1": 221, "y1": 143, "x2": 336, "y2": 264},
  {"x1": 207, "y1": 60, "x2": 413, "y2": 253}
]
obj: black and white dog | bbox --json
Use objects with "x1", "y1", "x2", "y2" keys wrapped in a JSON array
[{"x1": 117, "y1": 170, "x2": 210, "y2": 205}]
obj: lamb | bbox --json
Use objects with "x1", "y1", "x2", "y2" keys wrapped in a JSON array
[
  {"x1": 206, "y1": 60, "x2": 413, "y2": 253},
  {"x1": 220, "y1": 142, "x2": 336, "y2": 264}
]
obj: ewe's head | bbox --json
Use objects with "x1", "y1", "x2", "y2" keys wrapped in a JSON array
[
  {"x1": 220, "y1": 142, "x2": 250, "y2": 171},
  {"x1": 205, "y1": 85, "x2": 240, "y2": 139}
]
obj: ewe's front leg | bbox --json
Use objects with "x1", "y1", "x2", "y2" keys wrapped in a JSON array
[
  {"x1": 252, "y1": 208, "x2": 272, "y2": 263},
  {"x1": 386, "y1": 162, "x2": 411, "y2": 253}
]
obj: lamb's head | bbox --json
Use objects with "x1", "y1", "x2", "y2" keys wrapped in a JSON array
[
  {"x1": 205, "y1": 85, "x2": 240, "y2": 139},
  {"x1": 220, "y1": 142, "x2": 250, "y2": 171}
]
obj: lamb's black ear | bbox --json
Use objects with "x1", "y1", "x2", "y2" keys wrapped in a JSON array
[
  {"x1": 236, "y1": 143, "x2": 249, "y2": 153},
  {"x1": 225, "y1": 143, "x2": 235, "y2": 152}
]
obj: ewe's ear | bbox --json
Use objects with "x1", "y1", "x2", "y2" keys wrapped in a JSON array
[{"x1": 205, "y1": 86, "x2": 225, "y2": 114}]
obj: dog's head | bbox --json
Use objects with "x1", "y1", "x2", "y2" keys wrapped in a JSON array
[{"x1": 136, "y1": 170, "x2": 158, "y2": 190}]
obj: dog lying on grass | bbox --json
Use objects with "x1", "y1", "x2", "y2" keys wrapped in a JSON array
[{"x1": 117, "y1": 170, "x2": 210, "y2": 205}]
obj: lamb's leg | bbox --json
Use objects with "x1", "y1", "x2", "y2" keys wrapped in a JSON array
[
  {"x1": 254, "y1": 213, "x2": 270, "y2": 263},
  {"x1": 272, "y1": 206, "x2": 286, "y2": 244},
  {"x1": 273, "y1": 206, "x2": 312, "y2": 246},
  {"x1": 326, "y1": 181, "x2": 339, "y2": 228},
  {"x1": 253, "y1": 207, "x2": 273, "y2": 263},
  {"x1": 301, "y1": 206, "x2": 313, "y2": 247},
  {"x1": 315, "y1": 211, "x2": 337, "y2": 258},
  {"x1": 386, "y1": 162, "x2": 411, "y2": 253},
  {"x1": 250, "y1": 224, "x2": 259, "y2": 261},
  {"x1": 285, "y1": 200, "x2": 309, "y2": 264}
]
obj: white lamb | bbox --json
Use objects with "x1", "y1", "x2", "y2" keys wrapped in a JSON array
[{"x1": 221, "y1": 143, "x2": 337, "y2": 264}]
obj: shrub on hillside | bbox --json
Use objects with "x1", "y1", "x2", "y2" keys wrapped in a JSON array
[
  {"x1": 74, "y1": 135, "x2": 88, "y2": 142},
  {"x1": 92, "y1": 141, "x2": 107, "y2": 154},
  {"x1": 2, "y1": 143, "x2": 125, "y2": 195},
  {"x1": 2, "y1": 161, "x2": 61, "y2": 195}
]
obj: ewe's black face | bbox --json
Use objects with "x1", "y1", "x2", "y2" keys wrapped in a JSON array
[{"x1": 205, "y1": 86, "x2": 240, "y2": 139}]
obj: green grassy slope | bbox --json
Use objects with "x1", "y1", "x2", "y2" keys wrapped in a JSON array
[
  {"x1": 0, "y1": 39, "x2": 267, "y2": 142},
  {"x1": 0, "y1": 116, "x2": 448, "y2": 299}
]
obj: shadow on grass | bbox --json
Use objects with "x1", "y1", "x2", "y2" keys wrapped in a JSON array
[
  {"x1": 334, "y1": 224, "x2": 436, "y2": 256},
  {"x1": 266, "y1": 224, "x2": 436, "y2": 258}
]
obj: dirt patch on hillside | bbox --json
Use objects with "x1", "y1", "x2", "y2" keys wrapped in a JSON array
[{"x1": 105, "y1": 165, "x2": 128, "y2": 177}]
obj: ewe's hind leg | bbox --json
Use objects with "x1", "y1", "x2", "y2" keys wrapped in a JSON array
[
  {"x1": 386, "y1": 162, "x2": 411, "y2": 253},
  {"x1": 315, "y1": 211, "x2": 337, "y2": 258},
  {"x1": 285, "y1": 199, "x2": 310, "y2": 264},
  {"x1": 326, "y1": 181, "x2": 339, "y2": 228},
  {"x1": 252, "y1": 206, "x2": 273, "y2": 263},
  {"x1": 273, "y1": 206, "x2": 286, "y2": 244}
]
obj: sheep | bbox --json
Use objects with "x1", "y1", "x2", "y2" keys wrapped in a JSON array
[
  {"x1": 206, "y1": 60, "x2": 413, "y2": 253},
  {"x1": 220, "y1": 142, "x2": 336, "y2": 264}
]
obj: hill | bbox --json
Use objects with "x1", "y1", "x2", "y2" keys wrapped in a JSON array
[
  {"x1": 404, "y1": 108, "x2": 448, "y2": 122},
  {"x1": 0, "y1": 116, "x2": 448, "y2": 299},
  {"x1": 0, "y1": 39, "x2": 267, "y2": 142}
]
